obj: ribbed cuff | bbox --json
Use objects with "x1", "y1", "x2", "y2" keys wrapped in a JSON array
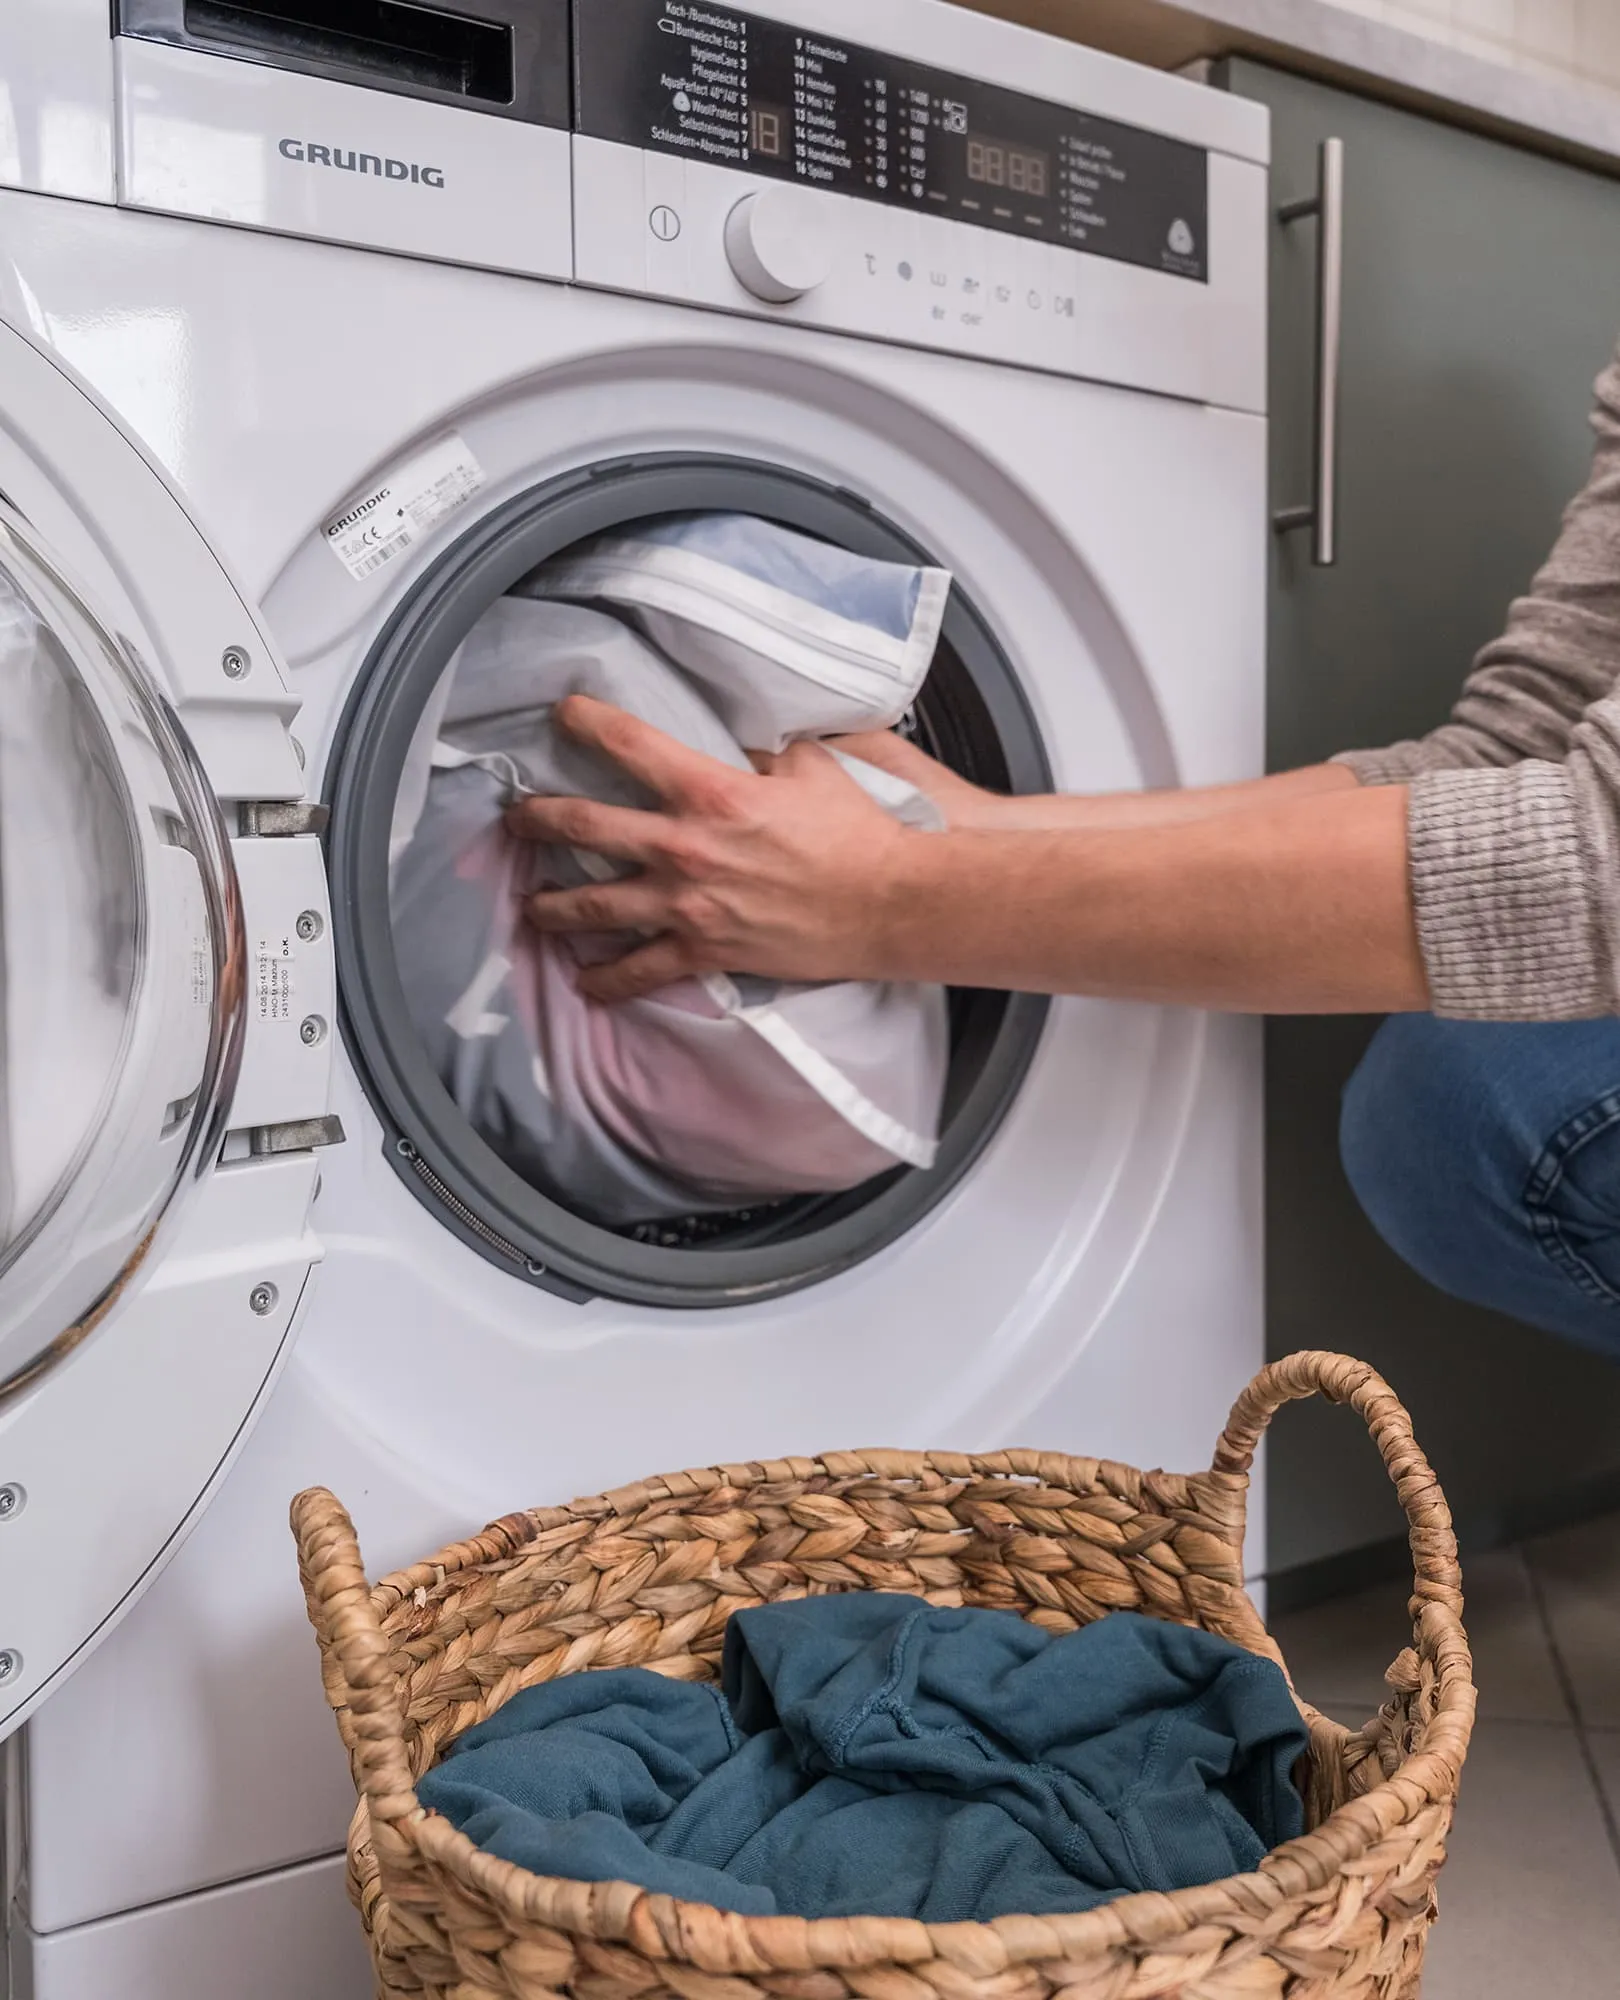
[
  {"x1": 1406, "y1": 763, "x2": 1609, "y2": 1020},
  {"x1": 1332, "y1": 744, "x2": 1437, "y2": 786}
]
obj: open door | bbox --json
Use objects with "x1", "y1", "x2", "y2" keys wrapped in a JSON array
[{"x1": 0, "y1": 318, "x2": 338, "y2": 1737}]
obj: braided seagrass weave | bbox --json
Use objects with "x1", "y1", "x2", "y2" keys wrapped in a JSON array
[{"x1": 294, "y1": 1351, "x2": 1476, "y2": 2000}]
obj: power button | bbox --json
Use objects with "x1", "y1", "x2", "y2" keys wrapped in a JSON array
[{"x1": 649, "y1": 206, "x2": 681, "y2": 242}]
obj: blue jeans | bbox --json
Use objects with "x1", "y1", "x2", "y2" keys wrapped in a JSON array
[{"x1": 1341, "y1": 1016, "x2": 1620, "y2": 1361}]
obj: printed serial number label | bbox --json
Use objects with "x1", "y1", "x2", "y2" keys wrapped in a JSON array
[
  {"x1": 254, "y1": 937, "x2": 296, "y2": 1023},
  {"x1": 322, "y1": 433, "x2": 486, "y2": 582}
]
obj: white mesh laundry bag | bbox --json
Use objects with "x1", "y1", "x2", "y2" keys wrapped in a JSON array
[
  {"x1": 520, "y1": 512, "x2": 951, "y2": 754},
  {"x1": 389, "y1": 565, "x2": 952, "y2": 1228}
]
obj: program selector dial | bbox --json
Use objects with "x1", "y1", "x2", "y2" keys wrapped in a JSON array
[{"x1": 723, "y1": 187, "x2": 835, "y2": 303}]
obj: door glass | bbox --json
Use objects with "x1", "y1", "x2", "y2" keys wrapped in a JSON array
[
  {"x1": 0, "y1": 564, "x2": 143, "y2": 1262},
  {"x1": 0, "y1": 510, "x2": 242, "y2": 1397}
]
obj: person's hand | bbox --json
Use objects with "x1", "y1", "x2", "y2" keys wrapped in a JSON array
[
  {"x1": 505, "y1": 695, "x2": 921, "y2": 1001},
  {"x1": 827, "y1": 729, "x2": 1011, "y2": 830}
]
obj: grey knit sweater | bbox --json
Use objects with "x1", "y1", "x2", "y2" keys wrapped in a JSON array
[{"x1": 1336, "y1": 345, "x2": 1620, "y2": 1020}]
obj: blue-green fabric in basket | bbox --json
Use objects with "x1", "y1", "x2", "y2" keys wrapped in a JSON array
[{"x1": 417, "y1": 1595, "x2": 1307, "y2": 1921}]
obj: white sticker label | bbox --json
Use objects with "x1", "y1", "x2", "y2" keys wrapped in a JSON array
[
  {"x1": 322, "y1": 433, "x2": 486, "y2": 582},
  {"x1": 254, "y1": 937, "x2": 296, "y2": 1023}
]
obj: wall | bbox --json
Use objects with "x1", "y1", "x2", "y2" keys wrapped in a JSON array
[
  {"x1": 1332, "y1": 0, "x2": 1620, "y2": 94},
  {"x1": 966, "y1": 2, "x2": 1620, "y2": 175}
]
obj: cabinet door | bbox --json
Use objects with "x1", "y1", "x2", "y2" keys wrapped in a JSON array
[{"x1": 1220, "y1": 57, "x2": 1620, "y2": 1587}]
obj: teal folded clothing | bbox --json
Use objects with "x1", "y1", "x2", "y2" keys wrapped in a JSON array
[{"x1": 417, "y1": 1596, "x2": 1308, "y2": 1922}]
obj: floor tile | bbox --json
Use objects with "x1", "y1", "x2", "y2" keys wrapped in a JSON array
[
  {"x1": 1587, "y1": 1728, "x2": 1620, "y2": 1828},
  {"x1": 1523, "y1": 1512, "x2": 1620, "y2": 1729},
  {"x1": 1272, "y1": 1547, "x2": 1567, "y2": 1723},
  {"x1": 1422, "y1": 1722, "x2": 1620, "y2": 2000},
  {"x1": 1271, "y1": 1573, "x2": 1411, "y2": 1715}
]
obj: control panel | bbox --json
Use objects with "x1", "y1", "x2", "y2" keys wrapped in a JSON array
[
  {"x1": 576, "y1": 0, "x2": 1209, "y2": 285},
  {"x1": 569, "y1": 0, "x2": 1268, "y2": 411}
]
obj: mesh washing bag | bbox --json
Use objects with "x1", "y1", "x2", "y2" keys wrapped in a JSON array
[{"x1": 389, "y1": 523, "x2": 953, "y2": 1228}]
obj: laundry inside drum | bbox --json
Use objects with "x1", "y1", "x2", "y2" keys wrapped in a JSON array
[
  {"x1": 387, "y1": 514, "x2": 965, "y2": 1236},
  {"x1": 332, "y1": 462, "x2": 1049, "y2": 1302}
]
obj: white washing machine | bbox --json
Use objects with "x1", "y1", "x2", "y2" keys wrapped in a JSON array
[{"x1": 0, "y1": 3, "x2": 1268, "y2": 1995}]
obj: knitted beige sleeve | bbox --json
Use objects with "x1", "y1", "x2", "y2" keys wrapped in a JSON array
[{"x1": 1330, "y1": 346, "x2": 1620, "y2": 1018}]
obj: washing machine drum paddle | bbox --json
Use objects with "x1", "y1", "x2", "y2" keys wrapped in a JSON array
[{"x1": 387, "y1": 516, "x2": 954, "y2": 1229}]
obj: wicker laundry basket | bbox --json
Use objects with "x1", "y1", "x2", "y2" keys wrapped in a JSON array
[{"x1": 293, "y1": 1351, "x2": 1476, "y2": 2000}]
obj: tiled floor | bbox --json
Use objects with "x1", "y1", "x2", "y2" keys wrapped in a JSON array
[{"x1": 1271, "y1": 1512, "x2": 1620, "y2": 1997}]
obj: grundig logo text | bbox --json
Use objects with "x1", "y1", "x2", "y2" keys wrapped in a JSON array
[
  {"x1": 277, "y1": 139, "x2": 445, "y2": 187},
  {"x1": 326, "y1": 488, "x2": 390, "y2": 537}
]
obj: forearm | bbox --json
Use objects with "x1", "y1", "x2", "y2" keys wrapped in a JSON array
[
  {"x1": 983, "y1": 761, "x2": 1356, "y2": 832},
  {"x1": 876, "y1": 781, "x2": 1427, "y2": 1013}
]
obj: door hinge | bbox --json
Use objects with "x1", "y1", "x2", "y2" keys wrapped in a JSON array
[
  {"x1": 240, "y1": 801, "x2": 330, "y2": 838},
  {"x1": 249, "y1": 1114, "x2": 346, "y2": 1157}
]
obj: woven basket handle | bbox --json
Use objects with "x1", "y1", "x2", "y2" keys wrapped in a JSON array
[
  {"x1": 290, "y1": 1488, "x2": 422, "y2": 1832},
  {"x1": 1212, "y1": 1350, "x2": 1463, "y2": 1617}
]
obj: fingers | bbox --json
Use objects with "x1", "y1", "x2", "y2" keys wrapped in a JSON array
[
  {"x1": 525, "y1": 880, "x2": 669, "y2": 935},
  {"x1": 575, "y1": 938, "x2": 698, "y2": 1004},
  {"x1": 554, "y1": 694, "x2": 746, "y2": 809},
  {"x1": 504, "y1": 792, "x2": 669, "y2": 863}
]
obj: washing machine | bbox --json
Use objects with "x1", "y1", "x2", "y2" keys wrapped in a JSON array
[{"x1": 0, "y1": 3, "x2": 1269, "y2": 1994}]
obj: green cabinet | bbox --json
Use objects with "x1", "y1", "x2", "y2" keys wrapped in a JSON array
[{"x1": 1217, "y1": 58, "x2": 1620, "y2": 1589}]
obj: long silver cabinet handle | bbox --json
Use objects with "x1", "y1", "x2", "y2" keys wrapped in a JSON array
[{"x1": 1274, "y1": 138, "x2": 1344, "y2": 568}]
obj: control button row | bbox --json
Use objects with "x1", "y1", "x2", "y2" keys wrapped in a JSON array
[{"x1": 865, "y1": 255, "x2": 1076, "y2": 318}]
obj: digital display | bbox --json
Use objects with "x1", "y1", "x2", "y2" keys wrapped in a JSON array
[
  {"x1": 967, "y1": 137, "x2": 1050, "y2": 199},
  {"x1": 574, "y1": 0, "x2": 1209, "y2": 284},
  {"x1": 749, "y1": 102, "x2": 788, "y2": 157}
]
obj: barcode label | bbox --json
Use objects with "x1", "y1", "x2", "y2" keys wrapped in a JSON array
[
  {"x1": 323, "y1": 433, "x2": 486, "y2": 583},
  {"x1": 349, "y1": 531, "x2": 413, "y2": 579}
]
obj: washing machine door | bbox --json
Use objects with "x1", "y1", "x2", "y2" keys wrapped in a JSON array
[
  {"x1": 0, "y1": 507, "x2": 237, "y2": 1395},
  {"x1": 0, "y1": 321, "x2": 335, "y2": 1739}
]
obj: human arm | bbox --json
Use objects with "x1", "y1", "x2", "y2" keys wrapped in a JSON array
[
  {"x1": 830, "y1": 728, "x2": 1358, "y2": 831},
  {"x1": 505, "y1": 336, "x2": 1620, "y2": 1021},
  {"x1": 509, "y1": 696, "x2": 1426, "y2": 1014},
  {"x1": 849, "y1": 341, "x2": 1620, "y2": 1015}
]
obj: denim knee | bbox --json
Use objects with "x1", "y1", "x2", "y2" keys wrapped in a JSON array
[
  {"x1": 1339, "y1": 1016, "x2": 1533, "y2": 1307},
  {"x1": 1339, "y1": 1014, "x2": 1620, "y2": 1354},
  {"x1": 1520, "y1": 1088, "x2": 1620, "y2": 1312}
]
